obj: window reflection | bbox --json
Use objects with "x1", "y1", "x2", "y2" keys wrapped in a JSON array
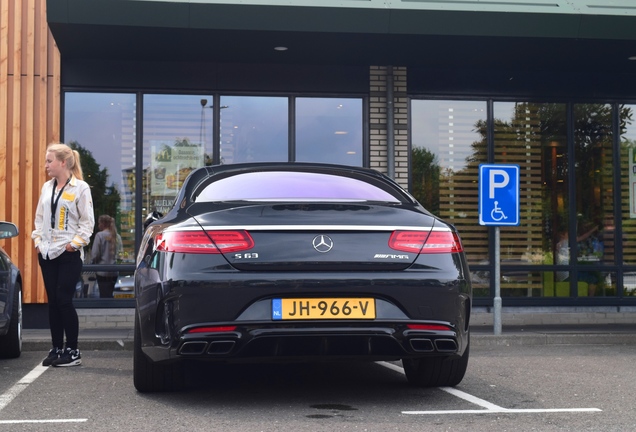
[
  {"x1": 63, "y1": 93, "x2": 136, "y2": 267},
  {"x1": 412, "y1": 100, "x2": 625, "y2": 299},
  {"x1": 143, "y1": 94, "x2": 213, "y2": 214},
  {"x1": 621, "y1": 104, "x2": 636, "y2": 266},
  {"x1": 410, "y1": 100, "x2": 488, "y2": 266},
  {"x1": 573, "y1": 104, "x2": 613, "y2": 297},
  {"x1": 219, "y1": 96, "x2": 288, "y2": 163},
  {"x1": 296, "y1": 98, "x2": 363, "y2": 165},
  {"x1": 494, "y1": 102, "x2": 568, "y2": 298}
]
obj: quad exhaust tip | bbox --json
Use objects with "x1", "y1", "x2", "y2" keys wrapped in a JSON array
[
  {"x1": 409, "y1": 338, "x2": 457, "y2": 353},
  {"x1": 434, "y1": 339, "x2": 458, "y2": 352},
  {"x1": 179, "y1": 340, "x2": 236, "y2": 355}
]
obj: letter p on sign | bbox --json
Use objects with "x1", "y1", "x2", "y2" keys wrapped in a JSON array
[{"x1": 489, "y1": 169, "x2": 510, "y2": 199}]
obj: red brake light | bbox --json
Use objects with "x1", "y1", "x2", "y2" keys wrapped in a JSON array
[
  {"x1": 186, "y1": 326, "x2": 237, "y2": 334},
  {"x1": 406, "y1": 324, "x2": 453, "y2": 331},
  {"x1": 389, "y1": 230, "x2": 463, "y2": 254},
  {"x1": 388, "y1": 231, "x2": 429, "y2": 253},
  {"x1": 155, "y1": 230, "x2": 254, "y2": 254}
]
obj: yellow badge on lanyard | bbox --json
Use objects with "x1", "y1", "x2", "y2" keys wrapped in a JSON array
[{"x1": 58, "y1": 207, "x2": 66, "y2": 230}]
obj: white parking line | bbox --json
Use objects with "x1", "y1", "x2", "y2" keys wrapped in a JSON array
[
  {"x1": 0, "y1": 364, "x2": 49, "y2": 411},
  {"x1": 0, "y1": 419, "x2": 88, "y2": 424},
  {"x1": 0, "y1": 363, "x2": 87, "y2": 424},
  {"x1": 376, "y1": 361, "x2": 602, "y2": 415}
]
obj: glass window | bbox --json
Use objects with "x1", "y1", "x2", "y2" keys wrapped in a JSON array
[
  {"x1": 573, "y1": 104, "x2": 614, "y2": 297},
  {"x1": 219, "y1": 96, "x2": 288, "y2": 164},
  {"x1": 143, "y1": 94, "x2": 213, "y2": 215},
  {"x1": 413, "y1": 100, "x2": 629, "y2": 299},
  {"x1": 489, "y1": 102, "x2": 616, "y2": 298},
  {"x1": 410, "y1": 100, "x2": 488, "y2": 266},
  {"x1": 621, "y1": 104, "x2": 636, "y2": 266},
  {"x1": 493, "y1": 102, "x2": 568, "y2": 297},
  {"x1": 295, "y1": 98, "x2": 363, "y2": 165},
  {"x1": 196, "y1": 171, "x2": 401, "y2": 203},
  {"x1": 63, "y1": 93, "x2": 137, "y2": 268}
]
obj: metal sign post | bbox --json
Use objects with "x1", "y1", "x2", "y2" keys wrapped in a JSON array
[
  {"x1": 479, "y1": 164, "x2": 520, "y2": 336},
  {"x1": 494, "y1": 226, "x2": 501, "y2": 334}
]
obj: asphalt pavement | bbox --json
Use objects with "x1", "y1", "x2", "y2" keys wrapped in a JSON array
[{"x1": 21, "y1": 323, "x2": 636, "y2": 352}]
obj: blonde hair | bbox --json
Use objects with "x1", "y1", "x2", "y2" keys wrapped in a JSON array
[{"x1": 47, "y1": 143, "x2": 84, "y2": 180}]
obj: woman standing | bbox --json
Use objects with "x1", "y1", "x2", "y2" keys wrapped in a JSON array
[
  {"x1": 91, "y1": 215, "x2": 119, "y2": 298},
  {"x1": 32, "y1": 143, "x2": 94, "y2": 367}
]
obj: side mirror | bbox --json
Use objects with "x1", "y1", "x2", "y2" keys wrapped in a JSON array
[
  {"x1": 143, "y1": 211, "x2": 163, "y2": 231},
  {"x1": 0, "y1": 222, "x2": 19, "y2": 239}
]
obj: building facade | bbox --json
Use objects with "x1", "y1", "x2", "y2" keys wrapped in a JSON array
[{"x1": 2, "y1": 0, "x2": 636, "y2": 312}]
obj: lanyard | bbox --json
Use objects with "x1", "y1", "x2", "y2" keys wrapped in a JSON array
[{"x1": 50, "y1": 177, "x2": 71, "y2": 229}]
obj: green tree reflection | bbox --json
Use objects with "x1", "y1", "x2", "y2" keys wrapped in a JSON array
[
  {"x1": 410, "y1": 147, "x2": 440, "y2": 214},
  {"x1": 69, "y1": 141, "x2": 121, "y2": 235}
]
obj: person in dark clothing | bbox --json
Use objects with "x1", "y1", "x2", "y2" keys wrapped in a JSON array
[{"x1": 90, "y1": 215, "x2": 120, "y2": 299}]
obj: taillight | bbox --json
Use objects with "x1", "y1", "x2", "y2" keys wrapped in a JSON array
[
  {"x1": 155, "y1": 230, "x2": 254, "y2": 254},
  {"x1": 388, "y1": 231, "x2": 429, "y2": 253},
  {"x1": 406, "y1": 323, "x2": 453, "y2": 331},
  {"x1": 186, "y1": 326, "x2": 237, "y2": 334},
  {"x1": 389, "y1": 230, "x2": 463, "y2": 254}
]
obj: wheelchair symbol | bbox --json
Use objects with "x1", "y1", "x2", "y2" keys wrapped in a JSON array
[{"x1": 490, "y1": 201, "x2": 507, "y2": 221}]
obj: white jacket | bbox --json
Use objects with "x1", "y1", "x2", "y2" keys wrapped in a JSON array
[{"x1": 32, "y1": 176, "x2": 95, "y2": 261}]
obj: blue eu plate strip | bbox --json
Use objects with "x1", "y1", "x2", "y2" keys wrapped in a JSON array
[{"x1": 272, "y1": 298, "x2": 282, "y2": 320}]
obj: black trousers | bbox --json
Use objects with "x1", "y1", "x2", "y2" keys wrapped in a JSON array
[
  {"x1": 38, "y1": 251, "x2": 82, "y2": 350},
  {"x1": 96, "y1": 275, "x2": 117, "y2": 298}
]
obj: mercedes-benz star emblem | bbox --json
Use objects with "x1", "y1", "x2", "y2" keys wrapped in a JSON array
[{"x1": 312, "y1": 235, "x2": 334, "y2": 253}]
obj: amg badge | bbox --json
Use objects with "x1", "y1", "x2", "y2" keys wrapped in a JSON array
[{"x1": 374, "y1": 253, "x2": 410, "y2": 259}]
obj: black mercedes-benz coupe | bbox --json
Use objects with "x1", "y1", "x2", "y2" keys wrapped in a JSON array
[
  {"x1": 0, "y1": 221, "x2": 22, "y2": 358},
  {"x1": 133, "y1": 163, "x2": 471, "y2": 392}
]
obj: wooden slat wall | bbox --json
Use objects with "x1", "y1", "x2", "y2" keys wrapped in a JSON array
[
  {"x1": 434, "y1": 102, "x2": 489, "y2": 265},
  {"x1": 621, "y1": 144, "x2": 636, "y2": 265},
  {"x1": 494, "y1": 103, "x2": 544, "y2": 293},
  {"x1": 0, "y1": 0, "x2": 61, "y2": 304},
  {"x1": 494, "y1": 103, "x2": 544, "y2": 259}
]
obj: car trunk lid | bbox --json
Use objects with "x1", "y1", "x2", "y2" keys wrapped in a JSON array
[{"x1": 185, "y1": 202, "x2": 439, "y2": 271}]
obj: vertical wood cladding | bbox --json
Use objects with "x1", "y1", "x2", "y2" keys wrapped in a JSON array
[{"x1": 0, "y1": 0, "x2": 61, "y2": 303}]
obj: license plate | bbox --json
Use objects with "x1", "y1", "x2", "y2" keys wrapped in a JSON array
[
  {"x1": 272, "y1": 298, "x2": 375, "y2": 320},
  {"x1": 113, "y1": 293, "x2": 134, "y2": 299}
]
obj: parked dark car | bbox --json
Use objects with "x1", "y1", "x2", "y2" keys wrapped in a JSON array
[
  {"x1": 0, "y1": 221, "x2": 22, "y2": 358},
  {"x1": 133, "y1": 163, "x2": 472, "y2": 392}
]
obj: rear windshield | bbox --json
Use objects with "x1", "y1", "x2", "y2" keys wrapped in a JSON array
[{"x1": 195, "y1": 171, "x2": 402, "y2": 203}]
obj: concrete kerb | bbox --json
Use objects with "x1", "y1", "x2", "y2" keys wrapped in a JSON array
[
  {"x1": 20, "y1": 306, "x2": 636, "y2": 352},
  {"x1": 471, "y1": 306, "x2": 636, "y2": 327},
  {"x1": 471, "y1": 306, "x2": 636, "y2": 346},
  {"x1": 470, "y1": 329, "x2": 636, "y2": 347}
]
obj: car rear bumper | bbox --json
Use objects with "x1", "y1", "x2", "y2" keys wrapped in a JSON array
[
  {"x1": 136, "y1": 270, "x2": 471, "y2": 364},
  {"x1": 140, "y1": 320, "x2": 469, "y2": 364}
]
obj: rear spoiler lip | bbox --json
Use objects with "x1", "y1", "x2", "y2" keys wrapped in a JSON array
[{"x1": 165, "y1": 224, "x2": 446, "y2": 232}]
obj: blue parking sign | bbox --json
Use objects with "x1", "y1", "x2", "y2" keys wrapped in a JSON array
[{"x1": 479, "y1": 164, "x2": 520, "y2": 226}]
